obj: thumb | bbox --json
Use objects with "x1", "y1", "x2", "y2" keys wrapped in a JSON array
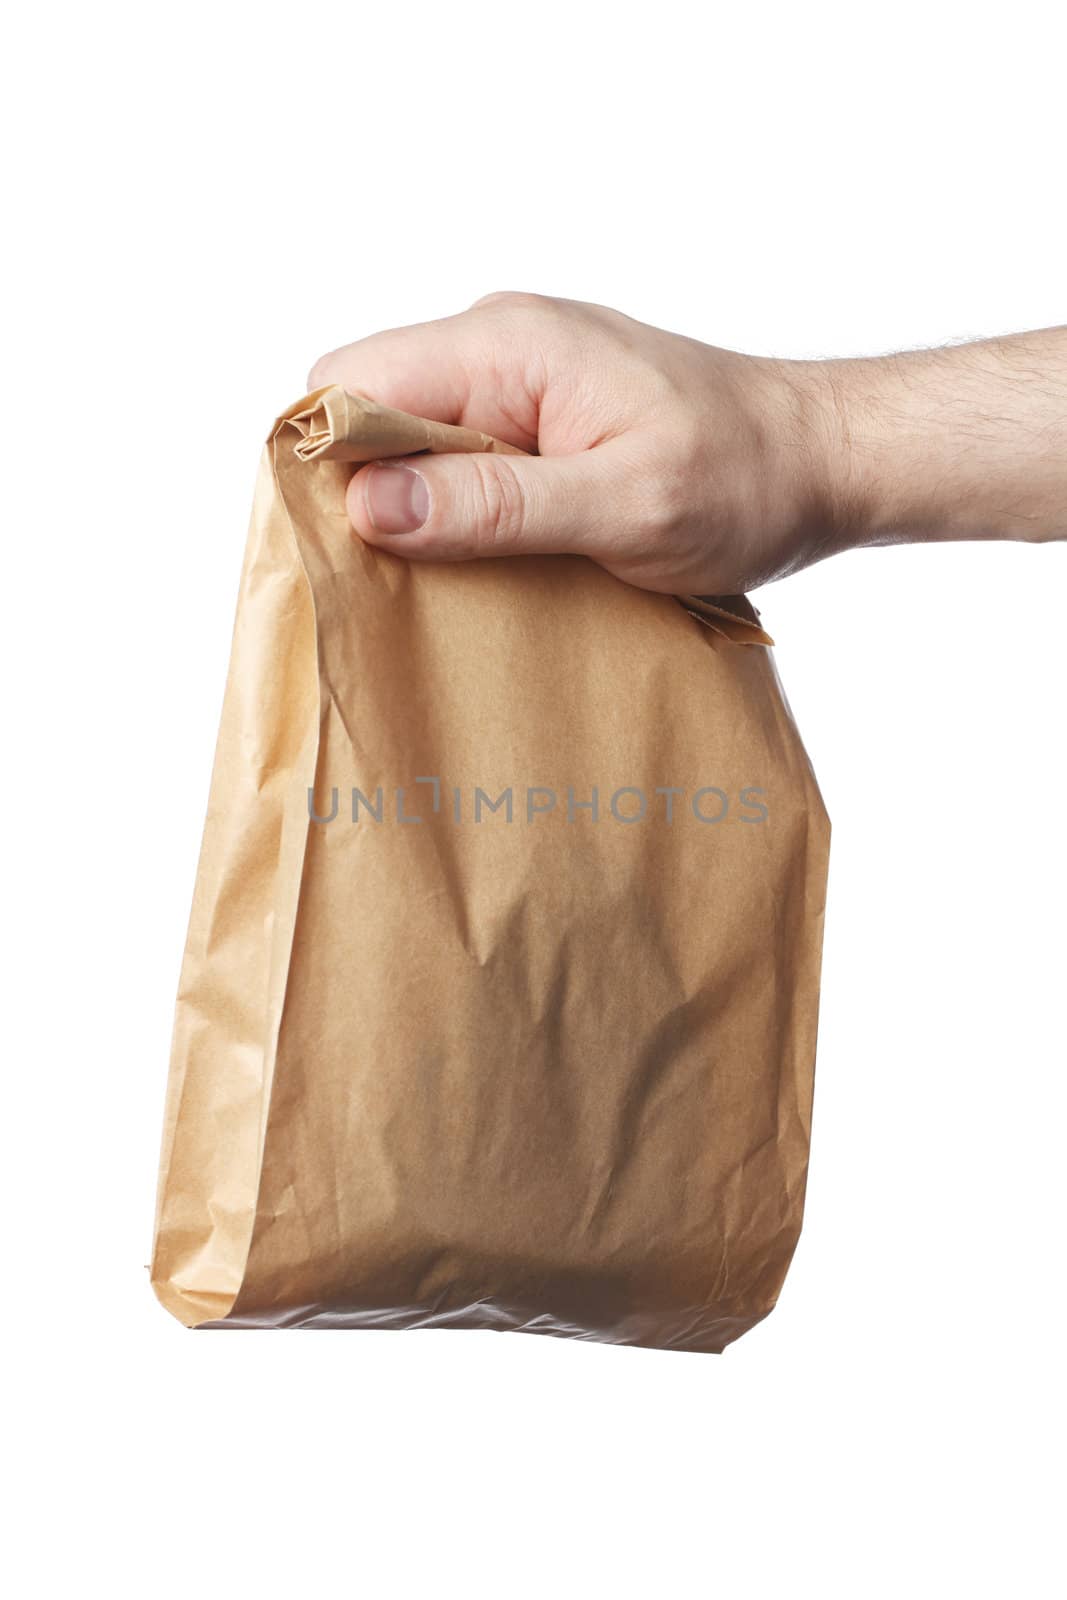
[{"x1": 346, "y1": 446, "x2": 619, "y2": 562}]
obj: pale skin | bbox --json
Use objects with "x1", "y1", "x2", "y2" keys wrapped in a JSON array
[{"x1": 308, "y1": 293, "x2": 1066, "y2": 596}]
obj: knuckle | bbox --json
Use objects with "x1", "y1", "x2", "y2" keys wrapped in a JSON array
[
  {"x1": 466, "y1": 456, "x2": 526, "y2": 551},
  {"x1": 643, "y1": 462, "x2": 691, "y2": 539},
  {"x1": 471, "y1": 288, "x2": 557, "y2": 317},
  {"x1": 645, "y1": 423, "x2": 704, "y2": 535}
]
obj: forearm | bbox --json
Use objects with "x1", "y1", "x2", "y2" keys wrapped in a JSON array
[{"x1": 808, "y1": 327, "x2": 1067, "y2": 553}]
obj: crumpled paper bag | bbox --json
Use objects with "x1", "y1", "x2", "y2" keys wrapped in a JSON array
[{"x1": 150, "y1": 386, "x2": 830, "y2": 1352}]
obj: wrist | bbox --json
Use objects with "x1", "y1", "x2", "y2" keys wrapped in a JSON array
[
  {"x1": 755, "y1": 357, "x2": 867, "y2": 564},
  {"x1": 810, "y1": 353, "x2": 943, "y2": 548}
]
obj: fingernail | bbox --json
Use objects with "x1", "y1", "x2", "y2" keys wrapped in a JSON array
[{"x1": 365, "y1": 462, "x2": 430, "y2": 535}]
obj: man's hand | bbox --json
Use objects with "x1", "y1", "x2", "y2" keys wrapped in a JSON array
[{"x1": 309, "y1": 295, "x2": 1066, "y2": 595}]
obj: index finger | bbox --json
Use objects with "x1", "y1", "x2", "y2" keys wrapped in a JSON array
[{"x1": 307, "y1": 299, "x2": 542, "y2": 452}]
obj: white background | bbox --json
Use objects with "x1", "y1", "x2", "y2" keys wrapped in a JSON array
[{"x1": 4, "y1": 3, "x2": 1064, "y2": 1595}]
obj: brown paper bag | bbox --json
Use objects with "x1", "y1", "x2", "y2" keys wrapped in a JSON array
[{"x1": 150, "y1": 387, "x2": 830, "y2": 1352}]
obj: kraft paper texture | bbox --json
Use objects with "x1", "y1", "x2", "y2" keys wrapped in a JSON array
[{"x1": 150, "y1": 387, "x2": 830, "y2": 1352}]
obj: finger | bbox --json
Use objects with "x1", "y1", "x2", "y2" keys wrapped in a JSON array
[
  {"x1": 309, "y1": 316, "x2": 471, "y2": 425},
  {"x1": 346, "y1": 442, "x2": 626, "y2": 563},
  {"x1": 308, "y1": 301, "x2": 545, "y2": 451}
]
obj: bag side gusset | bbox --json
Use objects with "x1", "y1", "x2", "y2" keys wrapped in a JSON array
[{"x1": 150, "y1": 442, "x2": 318, "y2": 1326}]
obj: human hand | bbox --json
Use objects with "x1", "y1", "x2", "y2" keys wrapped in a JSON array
[
  {"x1": 308, "y1": 292, "x2": 841, "y2": 596},
  {"x1": 310, "y1": 299, "x2": 1065, "y2": 596}
]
